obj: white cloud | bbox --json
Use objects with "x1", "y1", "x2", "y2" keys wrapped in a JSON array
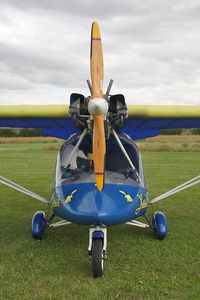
[{"x1": 0, "y1": 1, "x2": 200, "y2": 105}]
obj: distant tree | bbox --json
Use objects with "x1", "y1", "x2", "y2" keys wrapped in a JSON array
[
  {"x1": 18, "y1": 128, "x2": 43, "y2": 137},
  {"x1": 0, "y1": 129, "x2": 16, "y2": 137},
  {"x1": 160, "y1": 129, "x2": 182, "y2": 135},
  {"x1": 192, "y1": 128, "x2": 200, "y2": 135},
  {"x1": 182, "y1": 129, "x2": 193, "y2": 135}
]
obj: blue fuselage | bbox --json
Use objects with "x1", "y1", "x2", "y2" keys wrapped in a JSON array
[
  {"x1": 52, "y1": 133, "x2": 148, "y2": 226},
  {"x1": 53, "y1": 182, "x2": 148, "y2": 226}
]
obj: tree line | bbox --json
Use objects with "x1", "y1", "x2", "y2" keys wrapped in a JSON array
[{"x1": 0, "y1": 128, "x2": 43, "y2": 137}]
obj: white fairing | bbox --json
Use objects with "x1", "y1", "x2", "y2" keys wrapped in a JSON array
[{"x1": 88, "y1": 98, "x2": 108, "y2": 116}]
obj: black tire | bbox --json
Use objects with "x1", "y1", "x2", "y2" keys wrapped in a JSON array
[{"x1": 92, "y1": 239, "x2": 103, "y2": 278}]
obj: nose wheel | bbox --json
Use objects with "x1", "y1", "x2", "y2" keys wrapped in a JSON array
[
  {"x1": 88, "y1": 227, "x2": 107, "y2": 278},
  {"x1": 92, "y1": 239, "x2": 104, "y2": 277}
]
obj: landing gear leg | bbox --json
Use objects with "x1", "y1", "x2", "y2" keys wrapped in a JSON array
[
  {"x1": 47, "y1": 212, "x2": 55, "y2": 224},
  {"x1": 88, "y1": 227, "x2": 107, "y2": 278}
]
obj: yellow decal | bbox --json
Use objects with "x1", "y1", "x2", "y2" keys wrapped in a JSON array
[
  {"x1": 52, "y1": 199, "x2": 60, "y2": 207},
  {"x1": 65, "y1": 190, "x2": 77, "y2": 203},
  {"x1": 135, "y1": 194, "x2": 148, "y2": 215},
  {"x1": 119, "y1": 190, "x2": 133, "y2": 203}
]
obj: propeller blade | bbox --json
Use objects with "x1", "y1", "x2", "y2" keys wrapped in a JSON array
[
  {"x1": 93, "y1": 115, "x2": 105, "y2": 191},
  {"x1": 90, "y1": 21, "x2": 104, "y2": 98},
  {"x1": 90, "y1": 21, "x2": 106, "y2": 191}
]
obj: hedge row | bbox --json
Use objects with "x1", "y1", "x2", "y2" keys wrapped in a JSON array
[{"x1": 0, "y1": 128, "x2": 43, "y2": 137}]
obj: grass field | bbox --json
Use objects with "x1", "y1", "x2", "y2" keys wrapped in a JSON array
[
  {"x1": 1, "y1": 135, "x2": 200, "y2": 151},
  {"x1": 0, "y1": 138, "x2": 200, "y2": 300}
]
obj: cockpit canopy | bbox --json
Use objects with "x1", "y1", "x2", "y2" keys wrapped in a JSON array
[{"x1": 55, "y1": 133, "x2": 144, "y2": 188}]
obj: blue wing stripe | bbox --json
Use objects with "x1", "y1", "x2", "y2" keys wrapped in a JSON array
[
  {"x1": 0, "y1": 118, "x2": 74, "y2": 128},
  {"x1": 0, "y1": 117, "x2": 200, "y2": 140},
  {"x1": 122, "y1": 118, "x2": 200, "y2": 140},
  {"x1": 124, "y1": 118, "x2": 200, "y2": 129},
  {"x1": 0, "y1": 118, "x2": 78, "y2": 139}
]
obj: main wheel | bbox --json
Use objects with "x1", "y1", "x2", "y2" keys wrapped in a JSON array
[
  {"x1": 92, "y1": 239, "x2": 103, "y2": 278},
  {"x1": 153, "y1": 211, "x2": 167, "y2": 240},
  {"x1": 32, "y1": 211, "x2": 46, "y2": 239}
]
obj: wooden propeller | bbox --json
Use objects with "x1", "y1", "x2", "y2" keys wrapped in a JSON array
[{"x1": 90, "y1": 22, "x2": 106, "y2": 191}]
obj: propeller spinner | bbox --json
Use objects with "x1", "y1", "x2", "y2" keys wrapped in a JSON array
[{"x1": 89, "y1": 22, "x2": 108, "y2": 191}]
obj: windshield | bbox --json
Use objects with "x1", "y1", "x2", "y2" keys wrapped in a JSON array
[{"x1": 55, "y1": 133, "x2": 144, "y2": 187}]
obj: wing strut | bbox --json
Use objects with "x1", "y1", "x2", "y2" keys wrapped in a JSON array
[
  {"x1": 64, "y1": 128, "x2": 87, "y2": 168},
  {"x1": 149, "y1": 175, "x2": 200, "y2": 204},
  {"x1": 112, "y1": 129, "x2": 136, "y2": 171},
  {"x1": 111, "y1": 129, "x2": 142, "y2": 184},
  {"x1": 0, "y1": 176, "x2": 49, "y2": 204}
]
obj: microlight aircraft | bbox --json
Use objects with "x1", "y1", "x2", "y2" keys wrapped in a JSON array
[{"x1": 0, "y1": 22, "x2": 200, "y2": 277}]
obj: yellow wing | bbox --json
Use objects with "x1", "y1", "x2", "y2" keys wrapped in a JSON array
[
  {"x1": 123, "y1": 105, "x2": 200, "y2": 140},
  {"x1": 0, "y1": 105, "x2": 69, "y2": 118},
  {"x1": 128, "y1": 105, "x2": 200, "y2": 118}
]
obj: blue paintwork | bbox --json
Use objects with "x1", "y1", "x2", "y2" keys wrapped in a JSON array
[
  {"x1": 121, "y1": 127, "x2": 160, "y2": 140},
  {"x1": 0, "y1": 117, "x2": 78, "y2": 140},
  {"x1": 42, "y1": 127, "x2": 78, "y2": 139},
  {"x1": 0, "y1": 117, "x2": 200, "y2": 140},
  {"x1": 52, "y1": 183, "x2": 148, "y2": 226},
  {"x1": 154, "y1": 211, "x2": 168, "y2": 239},
  {"x1": 121, "y1": 118, "x2": 200, "y2": 140}
]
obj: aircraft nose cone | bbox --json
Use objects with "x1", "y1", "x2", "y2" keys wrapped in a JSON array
[{"x1": 88, "y1": 98, "x2": 108, "y2": 116}]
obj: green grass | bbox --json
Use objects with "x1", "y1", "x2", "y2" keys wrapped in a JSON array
[{"x1": 0, "y1": 143, "x2": 200, "y2": 300}]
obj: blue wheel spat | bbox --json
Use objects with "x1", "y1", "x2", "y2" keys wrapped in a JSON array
[
  {"x1": 32, "y1": 211, "x2": 46, "y2": 239},
  {"x1": 154, "y1": 211, "x2": 167, "y2": 240}
]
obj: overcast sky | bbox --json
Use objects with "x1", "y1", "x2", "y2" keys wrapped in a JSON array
[{"x1": 0, "y1": 1, "x2": 200, "y2": 105}]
